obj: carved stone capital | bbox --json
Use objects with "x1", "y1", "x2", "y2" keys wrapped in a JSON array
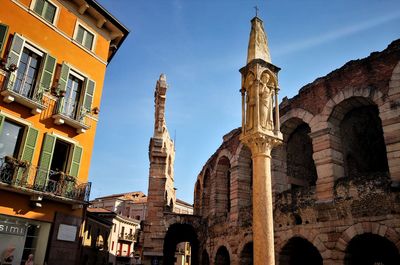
[{"x1": 240, "y1": 131, "x2": 282, "y2": 156}]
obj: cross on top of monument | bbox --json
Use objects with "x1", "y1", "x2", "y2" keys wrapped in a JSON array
[{"x1": 254, "y1": 6, "x2": 259, "y2": 17}]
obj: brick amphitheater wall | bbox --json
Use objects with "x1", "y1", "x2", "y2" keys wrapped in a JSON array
[{"x1": 193, "y1": 39, "x2": 400, "y2": 265}]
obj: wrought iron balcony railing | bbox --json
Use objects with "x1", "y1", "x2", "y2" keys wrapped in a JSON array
[
  {"x1": 53, "y1": 97, "x2": 91, "y2": 133},
  {"x1": 0, "y1": 71, "x2": 46, "y2": 114},
  {"x1": 0, "y1": 156, "x2": 91, "y2": 203},
  {"x1": 118, "y1": 232, "x2": 135, "y2": 242}
]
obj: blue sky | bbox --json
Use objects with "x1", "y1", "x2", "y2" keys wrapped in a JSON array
[{"x1": 89, "y1": 0, "x2": 400, "y2": 203}]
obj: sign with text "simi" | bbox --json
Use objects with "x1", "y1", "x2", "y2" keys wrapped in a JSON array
[{"x1": 0, "y1": 221, "x2": 26, "y2": 236}]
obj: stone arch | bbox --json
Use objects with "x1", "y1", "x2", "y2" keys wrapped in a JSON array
[
  {"x1": 215, "y1": 155, "x2": 231, "y2": 218},
  {"x1": 285, "y1": 120, "x2": 317, "y2": 188},
  {"x1": 194, "y1": 179, "x2": 201, "y2": 215},
  {"x1": 309, "y1": 88, "x2": 386, "y2": 200},
  {"x1": 335, "y1": 222, "x2": 400, "y2": 254},
  {"x1": 280, "y1": 108, "x2": 314, "y2": 132},
  {"x1": 344, "y1": 234, "x2": 400, "y2": 265},
  {"x1": 386, "y1": 60, "x2": 400, "y2": 182},
  {"x1": 239, "y1": 241, "x2": 253, "y2": 265},
  {"x1": 276, "y1": 231, "x2": 328, "y2": 261},
  {"x1": 329, "y1": 97, "x2": 388, "y2": 178},
  {"x1": 163, "y1": 223, "x2": 199, "y2": 265},
  {"x1": 201, "y1": 249, "x2": 210, "y2": 265},
  {"x1": 235, "y1": 143, "x2": 252, "y2": 212},
  {"x1": 314, "y1": 87, "x2": 384, "y2": 131},
  {"x1": 201, "y1": 168, "x2": 211, "y2": 218},
  {"x1": 237, "y1": 233, "x2": 254, "y2": 257},
  {"x1": 279, "y1": 112, "x2": 317, "y2": 190},
  {"x1": 214, "y1": 149, "x2": 234, "y2": 170},
  {"x1": 279, "y1": 236, "x2": 323, "y2": 265},
  {"x1": 215, "y1": 245, "x2": 230, "y2": 265}
]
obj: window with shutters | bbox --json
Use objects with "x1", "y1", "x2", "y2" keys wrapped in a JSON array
[
  {"x1": 32, "y1": 0, "x2": 58, "y2": 24},
  {"x1": 0, "y1": 114, "x2": 39, "y2": 186},
  {"x1": 1, "y1": 34, "x2": 57, "y2": 115},
  {"x1": 36, "y1": 133, "x2": 83, "y2": 197},
  {"x1": 74, "y1": 23, "x2": 95, "y2": 51},
  {"x1": 52, "y1": 63, "x2": 95, "y2": 133}
]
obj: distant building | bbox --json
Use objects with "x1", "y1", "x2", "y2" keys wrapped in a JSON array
[
  {"x1": 0, "y1": 1, "x2": 128, "y2": 264},
  {"x1": 81, "y1": 208, "x2": 115, "y2": 265},
  {"x1": 174, "y1": 242, "x2": 191, "y2": 265},
  {"x1": 82, "y1": 208, "x2": 141, "y2": 265},
  {"x1": 91, "y1": 191, "x2": 193, "y2": 221},
  {"x1": 91, "y1": 191, "x2": 148, "y2": 221}
]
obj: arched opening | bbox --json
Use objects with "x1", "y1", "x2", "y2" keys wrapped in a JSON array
[
  {"x1": 168, "y1": 155, "x2": 172, "y2": 177},
  {"x1": 215, "y1": 246, "x2": 230, "y2": 265},
  {"x1": 163, "y1": 223, "x2": 199, "y2": 265},
  {"x1": 339, "y1": 105, "x2": 388, "y2": 178},
  {"x1": 194, "y1": 180, "x2": 201, "y2": 215},
  {"x1": 202, "y1": 169, "x2": 211, "y2": 217},
  {"x1": 279, "y1": 237, "x2": 322, "y2": 265},
  {"x1": 344, "y1": 233, "x2": 400, "y2": 265},
  {"x1": 286, "y1": 122, "x2": 317, "y2": 188},
  {"x1": 240, "y1": 242, "x2": 253, "y2": 265},
  {"x1": 215, "y1": 156, "x2": 231, "y2": 218},
  {"x1": 237, "y1": 145, "x2": 252, "y2": 209},
  {"x1": 202, "y1": 250, "x2": 210, "y2": 265}
]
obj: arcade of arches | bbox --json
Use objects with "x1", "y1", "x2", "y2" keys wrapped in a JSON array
[
  {"x1": 140, "y1": 12, "x2": 400, "y2": 265},
  {"x1": 186, "y1": 40, "x2": 400, "y2": 265}
]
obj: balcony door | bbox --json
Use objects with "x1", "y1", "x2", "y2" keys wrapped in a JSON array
[
  {"x1": 14, "y1": 47, "x2": 42, "y2": 99},
  {"x1": 63, "y1": 73, "x2": 83, "y2": 119},
  {"x1": 0, "y1": 120, "x2": 24, "y2": 160}
]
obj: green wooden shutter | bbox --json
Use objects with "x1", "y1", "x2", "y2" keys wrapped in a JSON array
[
  {"x1": 36, "y1": 53, "x2": 56, "y2": 101},
  {"x1": 83, "y1": 79, "x2": 95, "y2": 113},
  {"x1": 0, "y1": 114, "x2": 5, "y2": 136},
  {"x1": 6, "y1": 33, "x2": 25, "y2": 90},
  {"x1": 69, "y1": 145, "x2": 82, "y2": 178},
  {"x1": 56, "y1": 63, "x2": 70, "y2": 113},
  {"x1": 16, "y1": 127, "x2": 39, "y2": 184},
  {"x1": 35, "y1": 133, "x2": 56, "y2": 190},
  {"x1": 0, "y1": 24, "x2": 9, "y2": 56},
  {"x1": 65, "y1": 144, "x2": 82, "y2": 198}
]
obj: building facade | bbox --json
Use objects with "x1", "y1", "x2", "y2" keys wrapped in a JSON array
[{"x1": 0, "y1": 1, "x2": 128, "y2": 264}]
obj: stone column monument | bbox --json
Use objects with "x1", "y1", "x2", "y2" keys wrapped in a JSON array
[{"x1": 239, "y1": 16, "x2": 283, "y2": 265}]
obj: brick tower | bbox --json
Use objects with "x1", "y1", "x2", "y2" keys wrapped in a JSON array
[{"x1": 142, "y1": 74, "x2": 176, "y2": 265}]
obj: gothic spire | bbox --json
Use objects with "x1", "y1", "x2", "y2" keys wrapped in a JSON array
[{"x1": 246, "y1": 16, "x2": 271, "y2": 64}]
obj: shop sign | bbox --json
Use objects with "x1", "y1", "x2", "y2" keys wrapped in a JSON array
[
  {"x1": 57, "y1": 224, "x2": 77, "y2": 242},
  {"x1": 0, "y1": 221, "x2": 26, "y2": 236}
]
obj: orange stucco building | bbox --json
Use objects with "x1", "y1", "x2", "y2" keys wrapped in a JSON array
[{"x1": 0, "y1": 0, "x2": 128, "y2": 264}]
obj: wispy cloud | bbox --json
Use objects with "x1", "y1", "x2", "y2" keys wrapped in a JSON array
[{"x1": 275, "y1": 11, "x2": 400, "y2": 56}]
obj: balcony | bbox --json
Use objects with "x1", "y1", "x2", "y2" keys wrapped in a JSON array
[
  {"x1": 52, "y1": 98, "x2": 90, "y2": 134},
  {"x1": 0, "y1": 70, "x2": 46, "y2": 115},
  {"x1": 0, "y1": 156, "x2": 91, "y2": 204},
  {"x1": 118, "y1": 232, "x2": 135, "y2": 242}
]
